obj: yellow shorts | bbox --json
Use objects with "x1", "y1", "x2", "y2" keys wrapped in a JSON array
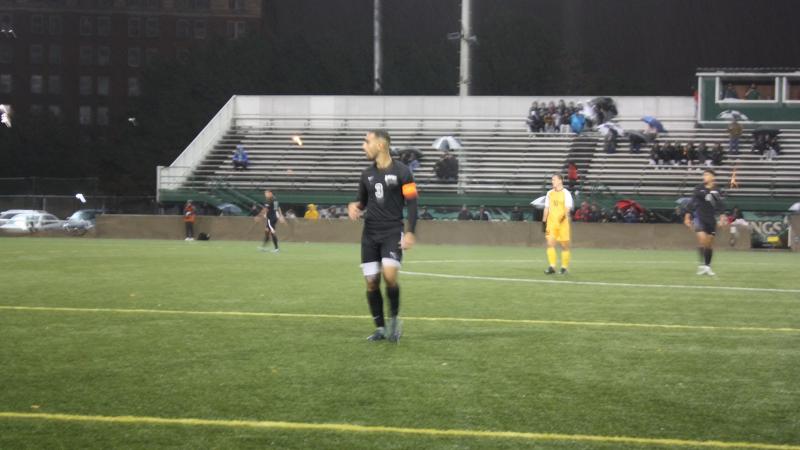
[{"x1": 546, "y1": 222, "x2": 571, "y2": 242}]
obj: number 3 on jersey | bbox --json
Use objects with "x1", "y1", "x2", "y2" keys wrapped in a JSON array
[{"x1": 375, "y1": 182, "x2": 384, "y2": 199}]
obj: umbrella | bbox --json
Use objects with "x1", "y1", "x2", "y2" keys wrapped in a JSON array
[
  {"x1": 217, "y1": 203, "x2": 243, "y2": 215},
  {"x1": 753, "y1": 127, "x2": 780, "y2": 138},
  {"x1": 789, "y1": 202, "x2": 800, "y2": 213},
  {"x1": 580, "y1": 102, "x2": 597, "y2": 122},
  {"x1": 615, "y1": 199, "x2": 644, "y2": 214},
  {"x1": 530, "y1": 196, "x2": 547, "y2": 209},
  {"x1": 716, "y1": 110, "x2": 749, "y2": 121},
  {"x1": 676, "y1": 197, "x2": 692, "y2": 207},
  {"x1": 591, "y1": 97, "x2": 618, "y2": 115},
  {"x1": 432, "y1": 136, "x2": 463, "y2": 151},
  {"x1": 596, "y1": 122, "x2": 624, "y2": 136},
  {"x1": 397, "y1": 147, "x2": 423, "y2": 161},
  {"x1": 641, "y1": 116, "x2": 666, "y2": 133}
]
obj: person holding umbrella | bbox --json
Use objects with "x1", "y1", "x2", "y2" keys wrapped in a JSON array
[{"x1": 684, "y1": 169, "x2": 725, "y2": 276}]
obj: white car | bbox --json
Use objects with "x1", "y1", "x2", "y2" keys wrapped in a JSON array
[
  {"x1": 0, "y1": 209, "x2": 39, "y2": 226},
  {"x1": 0, "y1": 211, "x2": 64, "y2": 233}
]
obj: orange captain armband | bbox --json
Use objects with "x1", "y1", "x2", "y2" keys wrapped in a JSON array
[{"x1": 401, "y1": 182, "x2": 418, "y2": 199}]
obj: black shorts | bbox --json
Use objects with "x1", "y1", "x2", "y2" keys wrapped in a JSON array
[
  {"x1": 693, "y1": 217, "x2": 716, "y2": 235},
  {"x1": 265, "y1": 217, "x2": 278, "y2": 232},
  {"x1": 361, "y1": 226, "x2": 403, "y2": 275}
]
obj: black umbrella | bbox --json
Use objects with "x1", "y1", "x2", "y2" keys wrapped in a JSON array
[
  {"x1": 397, "y1": 147, "x2": 424, "y2": 161},
  {"x1": 628, "y1": 131, "x2": 649, "y2": 145},
  {"x1": 753, "y1": 127, "x2": 781, "y2": 138}
]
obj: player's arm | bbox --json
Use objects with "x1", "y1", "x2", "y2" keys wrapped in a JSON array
[
  {"x1": 542, "y1": 191, "x2": 550, "y2": 232},
  {"x1": 401, "y1": 174, "x2": 419, "y2": 249},
  {"x1": 348, "y1": 176, "x2": 368, "y2": 220},
  {"x1": 563, "y1": 190, "x2": 574, "y2": 222}
]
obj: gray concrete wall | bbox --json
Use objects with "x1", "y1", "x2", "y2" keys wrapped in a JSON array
[{"x1": 91, "y1": 215, "x2": 751, "y2": 250}]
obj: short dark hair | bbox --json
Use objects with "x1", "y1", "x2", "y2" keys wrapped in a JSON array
[
  {"x1": 368, "y1": 129, "x2": 391, "y2": 145},
  {"x1": 704, "y1": 169, "x2": 716, "y2": 176}
]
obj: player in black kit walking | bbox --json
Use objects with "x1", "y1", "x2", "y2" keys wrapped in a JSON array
[
  {"x1": 348, "y1": 130, "x2": 418, "y2": 343},
  {"x1": 257, "y1": 190, "x2": 281, "y2": 253},
  {"x1": 684, "y1": 169, "x2": 725, "y2": 276}
]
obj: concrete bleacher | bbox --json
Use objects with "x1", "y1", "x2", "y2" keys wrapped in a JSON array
[{"x1": 587, "y1": 129, "x2": 800, "y2": 198}]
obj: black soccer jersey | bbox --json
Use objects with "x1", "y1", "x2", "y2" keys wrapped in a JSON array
[
  {"x1": 688, "y1": 183, "x2": 724, "y2": 224},
  {"x1": 264, "y1": 199, "x2": 278, "y2": 221},
  {"x1": 357, "y1": 161, "x2": 416, "y2": 230}
]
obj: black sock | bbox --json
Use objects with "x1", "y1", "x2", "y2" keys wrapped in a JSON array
[
  {"x1": 271, "y1": 234, "x2": 279, "y2": 249},
  {"x1": 386, "y1": 285, "x2": 400, "y2": 317},
  {"x1": 367, "y1": 290, "x2": 385, "y2": 328},
  {"x1": 698, "y1": 247, "x2": 705, "y2": 263},
  {"x1": 263, "y1": 234, "x2": 270, "y2": 246},
  {"x1": 704, "y1": 248, "x2": 713, "y2": 266}
]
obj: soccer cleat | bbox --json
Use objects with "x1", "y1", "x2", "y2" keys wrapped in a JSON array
[
  {"x1": 696, "y1": 265, "x2": 707, "y2": 275},
  {"x1": 387, "y1": 317, "x2": 402, "y2": 343},
  {"x1": 544, "y1": 266, "x2": 556, "y2": 275},
  {"x1": 560, "y1": 268, "x2": 568, "y2": 275},
  {"x1": 705, "y1": 267, "x2": 716, "y2": 276},
  {"x1": 366, "y1": 329, "x2": 386, "y2": 341},
  {"x1": 271, "y1": 248, "x2": 280, "y2": 253}
]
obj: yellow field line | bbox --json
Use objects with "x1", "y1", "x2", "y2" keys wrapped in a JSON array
[
  {"x1": 0, "y1": 411, "x2": 797, "y2": 449},
  {"x1": 1, "y1": 305, "x2": 799, "y2": 334}
]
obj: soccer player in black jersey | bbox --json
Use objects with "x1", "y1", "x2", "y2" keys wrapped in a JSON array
[
  {"x1": 348, "y1": 130, "x2": 418, "y2": 343},
  {"x1": 684, "y1": 169, "x2": 725, "y2": 276},
  {"x1": 257, "y1": 190, "x2": 280, "y2": 253}
]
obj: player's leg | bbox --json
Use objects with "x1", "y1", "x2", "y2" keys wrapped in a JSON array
[
  {"x1": 261, "y1": 229, "x2": 271, "y2": 250},
  {"x1": 702, "y1": 231, "x2": 716, "y2": 275},
  {"x1": 545, "y1": 230, "x2": 558, "y2": 274},
  {"x1": 694, "y1": 231, "x2": 714, "y2": 275},
  {"x1": 267, "y1": 219, "x2": 279, "y2": 252},
  {"x1": 380, "y1": 231, "x2": 404, "y2": 342},
  {"x1": 361, "y1": 234, "x2": 385, "y2": 341},
  {"x1": 559, "y1": 240, "x2": 571, "y2": 274}
]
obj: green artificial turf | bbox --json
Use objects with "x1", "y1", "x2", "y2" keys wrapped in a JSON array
[{"x1": 0, "y1": 237, "x2": 798, "y2": 449}]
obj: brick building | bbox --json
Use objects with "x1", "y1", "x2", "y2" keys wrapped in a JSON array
[{"x1": 0, "y1": 0, "x2": 261, "y2": 129}]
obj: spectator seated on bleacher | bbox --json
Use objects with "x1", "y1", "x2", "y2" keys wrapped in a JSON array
[
  {"x1": 697, "y1": 142, "x2": 711, "y2": 166},
  {"x1": 510, "y1": 205, "x2": 525, "y2": 221},
  {"x1": 526, "y1": 99, "x2": 580, "y2": 134},
  {"x1": 420, "y1": 206, "x2": 434, "y2": 220},
  {"x1": 434, "y1": 151, "x2": 459, "y2": 182},
  {"x1": 573, "y1": 201, "x2": 591, "y2": 222},
  {"x1": 303, "y1": 204, "x2": 319, "y2": 220},
  {"x1": 648, "y1": 144, "x2": 661, "y2": 167},
  {"x1": 232, "y1": 145, "x2": 249, "y2": 170},
  {"x1": 457, "y1": 205, "x2": 473, "y2": 221},
  {"x1": 711, "y1": 143, "x2": 724, "y2": 166}
]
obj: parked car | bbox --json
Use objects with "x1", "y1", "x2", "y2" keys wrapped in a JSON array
[
  {"x1": 0, "y1": 209, "x2": 39, "y2": 226},
  {"x1": 0, "y1": 211, "x2": 64, "y2": 233},
  {"x1": 63, "y1": 209, "x2": 104, "y2": 234}
]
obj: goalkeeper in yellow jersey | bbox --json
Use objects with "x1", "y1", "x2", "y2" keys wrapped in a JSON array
[{"x1": 542, "y1": 174, "x2": 574, "y2": 275}]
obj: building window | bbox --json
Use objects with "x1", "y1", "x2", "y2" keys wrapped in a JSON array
[
  {"x1": 97, "y1": 106, "x2": 109, "y2": 126},
  {"x1": 79, "y1": 75, "x2": 92, "y2": 95},
  {"x1": 97, "y1": 76, "x2": 110, "y2": 96},
  {"x1": 79, "y1": 16, "x2": 93, "y2": 36},
  {"x1": 176, "y1": 47, "x2": 189, "y2": 63},
  {"x1": 227, "y1": 21, "x2": 246, "y2": 39},
  {"x1": 48, "y1": 75, "x2": 61, "y2": 94},
  {"x1": 30, "y1": 75, "x2": 44, "y2": 94},
  {"x1": 145, "y1": 48, "x2": 158, "y2": 66},
  {"x1": 79, "y1": 106, "x2": 92, "y2": 125},
  {"x1": 145, "y1": 17, "x2": 159, "y2": 37},
  {"x1": 79, "y1": 45, "x2": 93, "y2": 66},
  {"x1": 49, "y1": 16, "x2": 63, "y2": 35},
  {"x1": 48, "y1": 105, "x2": 62, "y2": 118},
  {"x1": 31, "y1": 14, "x2": 45, "y2": 34},
  {"x1": 0, "y1": 44, "x2": 11, "y2": 64},
  {"x1": 173, "y1": 20, "x2": 188, "y2": 39},
  {"x1": 127, "y1": 47, "x2": 141, "y2": 67},
  {"x1": 128, "y1": 17, "x2": 141, "y2": 38},
  {"x1": 0, "y1": 74, "x2": 11, "y2": 94},
  {"x1": 127, "y1": 77, "x2": 140, "y2": 96},
  {"x1": 97, "y1": 16, "x2": 111, "y2": 36},
  {"x1": 48, "y1": 45, "x2": 62, "y2": 64},
  {"x1": 30, "y1": 44, "x2": 44, "y2": 64},
  {"x1": 97, "y1": 46, "x2": 110, "y2": 66},
  {"x1": 193, "y1": 20, "x2": 206, "y2": 39}
]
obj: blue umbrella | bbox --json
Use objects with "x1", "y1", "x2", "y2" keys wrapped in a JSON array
[
  {"x1": 641, "y1": 116, "x2": 666, "y2": 133},
  {"x1": 570, "y1": 113, "x2": 586, "y2": 134}
]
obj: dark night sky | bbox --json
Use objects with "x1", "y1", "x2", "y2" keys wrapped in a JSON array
[{"x1": 264, "y1": 0, "x2": 800, "y2": 96}]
